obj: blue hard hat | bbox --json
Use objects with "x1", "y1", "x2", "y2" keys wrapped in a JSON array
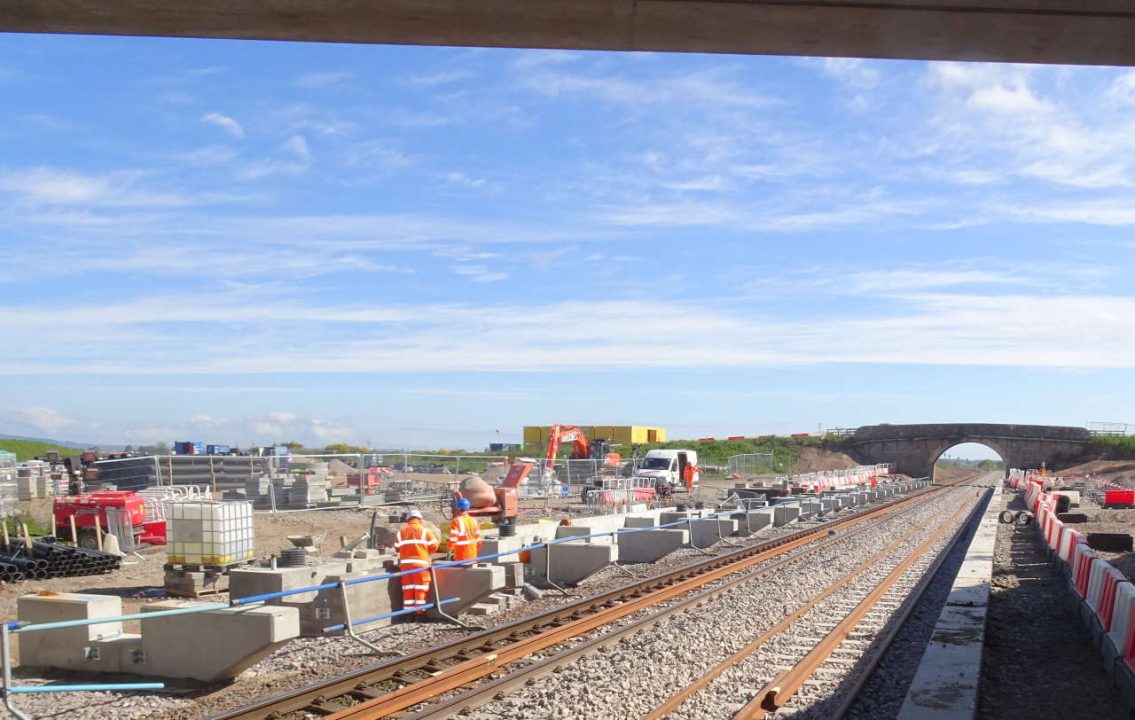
[{"x1": 455, "y1": 498, "x2": 471, "y2": 511}]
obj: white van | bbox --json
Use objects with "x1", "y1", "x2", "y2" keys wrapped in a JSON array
[{"x1": 633, "y1": 449, "x2": 699, "y2": 494}]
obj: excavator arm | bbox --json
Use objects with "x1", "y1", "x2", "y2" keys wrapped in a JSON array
[{"x1": 544, "y1": 424, "x2": 590, "y2": 471}]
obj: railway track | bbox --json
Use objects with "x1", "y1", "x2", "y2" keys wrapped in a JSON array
[{"x1": 214, "y1": 478, "x2": 981, "y2": 720}]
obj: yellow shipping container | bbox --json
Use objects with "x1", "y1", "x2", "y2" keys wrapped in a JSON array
[{"x1": 522, "y1": 425, "x2": 666, "y2": 447}]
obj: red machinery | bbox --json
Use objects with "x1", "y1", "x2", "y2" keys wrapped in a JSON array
[
  {"x1": 544, "y1": 424, "x2": 590, "y2": 471},
  {"x1": 543, "y1": 424, "x2": 622, "y2": 471},
  {"x1": 53, "y1": 491, "x2": 165, "y2": 549}
]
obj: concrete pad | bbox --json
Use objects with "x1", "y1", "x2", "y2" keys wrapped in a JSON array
[
  {"x1": 526, "y1": 542, "x2": 616, "y2": 588},
  {"x1": 18, "y1": 593, "x2": 127, "y2": 673},
  {"x1": 140, "y1": 601, "x2": 299, "y2": 682},
  {"x1": 432, "y1": 564, "x2": 505, "y2": 615},
  {"x1": 618, "y1": 528, "x2": 689, "y2": 563},
  {"x1": 899, "y1": 485, "x2": 1000, "y2": 720}
]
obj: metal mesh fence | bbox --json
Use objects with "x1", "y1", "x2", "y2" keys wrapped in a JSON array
[{"x1": 727, "y1": 453, "x2": 775, "y2": 478}]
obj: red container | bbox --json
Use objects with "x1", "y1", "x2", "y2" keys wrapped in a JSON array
[
  {"x1": 1105, "y1": 489, "x2": 1135, "y2": 507},
  {"x1": 140, "y1": 520, "x2": 167, "y2": 545}
]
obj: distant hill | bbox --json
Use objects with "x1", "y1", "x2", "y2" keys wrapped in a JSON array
[{"x1": 0, "y1": 434, "x2": 120, "y2": 462}]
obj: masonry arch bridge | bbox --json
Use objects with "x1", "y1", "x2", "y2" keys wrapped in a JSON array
[{"x1": 841, "y1": 423, "x2": 1091, "y2": 481}]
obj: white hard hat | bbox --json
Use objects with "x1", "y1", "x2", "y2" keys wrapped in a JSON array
[{"x1": 407, "y1": 508, "x2": 423, "y2": 520}]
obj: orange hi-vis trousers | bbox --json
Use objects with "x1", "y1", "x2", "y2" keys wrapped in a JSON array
[{"x1": 396, "y1": 519, "x2": 439, "y2": 614}]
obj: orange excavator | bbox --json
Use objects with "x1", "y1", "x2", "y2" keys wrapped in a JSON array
[{"x1": 543, "y1": 424, "x2": 622, "y2": 472}]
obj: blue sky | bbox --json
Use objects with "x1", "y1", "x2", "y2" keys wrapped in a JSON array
[{"x1": 2, "y1": 35, "x2": 1135, "y2": 454}]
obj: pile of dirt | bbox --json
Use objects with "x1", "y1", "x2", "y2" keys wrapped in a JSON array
[
  {"x1": 1052, "y1": 459, "x2": 1135, "y2": 485},
  {"x1": 789, "y1": 446, "x2": 860, "y2": 474}
]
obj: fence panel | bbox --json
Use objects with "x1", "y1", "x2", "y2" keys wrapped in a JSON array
[{"x1": 105, "y1": 507, "x2": 136, "y2": 552}]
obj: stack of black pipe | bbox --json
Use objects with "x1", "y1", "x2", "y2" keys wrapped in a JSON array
[{"x1": 0, "y1": 538, "x2": 122, "y2": 582}]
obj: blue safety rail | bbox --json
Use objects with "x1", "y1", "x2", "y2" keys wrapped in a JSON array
[
  {"x1": 323, "y1": 597, "x2": 461, "y2": 633},
  {"x1": 9, "y1": 682, "x2": 165, "y2": 694}
]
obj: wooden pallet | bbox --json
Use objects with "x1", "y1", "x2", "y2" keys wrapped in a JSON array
[{"x1": 163, "y1": 566, "x2": 231, "y2": 598}]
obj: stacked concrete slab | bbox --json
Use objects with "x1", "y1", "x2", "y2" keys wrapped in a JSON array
[{"x1": 17, "y1": 592, "x2": 299, "y2": 682}]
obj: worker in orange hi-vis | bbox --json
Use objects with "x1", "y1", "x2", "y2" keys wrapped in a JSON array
[
  {"x1": 396, "y1": 509, "x2": 440, "y2": 616},
  {"x1": 683, "y1": 463, "x2": 698, "y2": 494},
  {"x1": 447, "y1": 498, "x2": 482, "y2": 562}
]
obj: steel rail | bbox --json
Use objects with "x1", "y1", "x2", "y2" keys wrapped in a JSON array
[
  {"x1": 396, "y1": 490, "x2": 959, "y2": 720},
  {"x1": 825, "y1": 480, "x2": 994, "y2": 720},
  {"x1": 642, "y1": 486, "x2": 978, "y2": 720},
  {"x1": 213, "y1": 481, "x2": 941, "y2": 720},
  {"x1": 423, "y1": 490, "x2": 973, "y2": 720},
  {"x1": 735, "y1": 488, "x2": 982, "y2": 718}
]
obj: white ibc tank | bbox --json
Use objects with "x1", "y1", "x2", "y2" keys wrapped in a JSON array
[{"x1": 167, "y1": 500, "x2": 255, "y2": 566}]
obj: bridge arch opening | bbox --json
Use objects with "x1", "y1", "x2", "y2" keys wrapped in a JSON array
[{"x1": 933, "y1": 442, "x2": 1005, "y2": 483}]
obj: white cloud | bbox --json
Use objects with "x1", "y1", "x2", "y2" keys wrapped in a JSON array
[
  {"x1": 6, "y1": 287, "x2": 1135, "y2": 374},
  {"x1": 520, "y1": 66, "x2": 773, "y2": 111},
  {"x1": 405, "y1": 70, "x2": 474, "y2": 86},
  {"x1": 284, "y1": 135, "x2": 311, "y2": 162},
  {"x1": 813, "y1": 58, "x2": 880, "y2": 89},
  {"x1": 453, "y1": 265, "x2": 508, "y2": 283},
  {"x1": 966, "y1": 83, "x2": 1049, "y2": 114},
  {"x1": 295, "y1": 71, "x2": 351, "y2": 89},
  {"x1": 235, "y1": 159, "x2": 308, "y2": 181},
  {"x1": 1106, "y1": 71, "x2": 1135, "y2": 105},
  {"x1": 13, "y1": 407, "x2": 79, "y2": 435},
  {"x1": 0, "y1": 167, "x2": 190, "y2": 207},
  {"x1": 445, "y1": 171, "x2": 488, "y2": 189},
  {"x1": 200, "y1": 112, "x2": 244, "y2": 138}
]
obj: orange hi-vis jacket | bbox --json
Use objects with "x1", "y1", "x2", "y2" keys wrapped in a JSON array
[
  {"x1": 396, "y1": 518, "x2": 440, "y2": 569},
  {"x1": 448, "y1": 513, "x2": 482, "y2": 561}
]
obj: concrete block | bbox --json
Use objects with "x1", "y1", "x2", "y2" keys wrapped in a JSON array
[
  {"x1": 500, "y1": 561, "x2": 525, "y2": 589},
  {"x1": 731, "y1": 510, "x2": 772, "y2": 537},
  {"x1": 433, "y1": 564, "x2": 505, "y2": 615},
  {"x1": 511, "y1": 520, "x2": 559, "y2": 547},
  {"x1": 773, "y1": 505, "x2": 800, "y2": 527},
  {"x1": 140, "y1": 601, "x2": 300, "y2": 682},
  {"x1": 624, "y1": 516, "x2": 658, "y2": 529},
  {"x1": 556, "y1": 525, "x2": 613, "y2": 544},
  {"x1": 18, "y1": 593, "x2": 126, "y2": 673},
  {"x1": 618, "y1": 528, "x2": 689, "y2": 563},
  {"x1": 526, "y1": 543, "x2": 616, "y2": 588},
  {"x1": 481, "y1": 534, "x2": 524, "y2": 564},
  {"x1": 689, "y1": 517, "x2": 736, "y2": 547},
  {"x1": 229, "y1": 562, "x2": 397, "y2": 637},
  {"x1": 659, "y1": 511, "x2": 695, "y2": 526}
]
